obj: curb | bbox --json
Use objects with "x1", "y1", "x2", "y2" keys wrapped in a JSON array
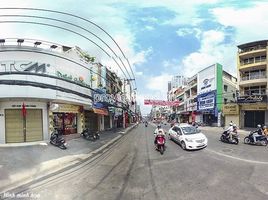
[{"x1": 0, "y1": 123, "x2": 139, "y2": 193}]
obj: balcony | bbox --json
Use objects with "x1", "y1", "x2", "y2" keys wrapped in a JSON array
[
  {"x1": 239, "y1": 60, "x2": 266, "y2": 70},
  {"x1": 240, "y1": 72, "x2": 267, "y2": 87},
  {"x1": 239, "y1": 46, "x2": 266, "y2": 58}
]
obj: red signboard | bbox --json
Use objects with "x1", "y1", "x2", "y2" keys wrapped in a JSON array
[{"x1": 144, "y1": 99, "x2": 180, "y2": 106}]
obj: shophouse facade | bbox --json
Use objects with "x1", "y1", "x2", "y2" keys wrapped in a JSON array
[{"x1": 237, "y1": 40, "x2": 268, "y2": 128}]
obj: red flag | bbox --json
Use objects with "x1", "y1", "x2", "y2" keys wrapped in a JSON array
[{"x1": 22, "y1": 103, "x2": 27, "y2": 117}]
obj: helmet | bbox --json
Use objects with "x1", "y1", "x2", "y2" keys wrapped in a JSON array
[
  {"x1": 157, "y1": 124, "x2": 161, "y2": 128},
  {"x1": 229, "y1": 122, "x2": 233, "y2": 126},
  {"x1": 257, "y1": 124, "x2": 261, "y2": 128},
  {"x1": 233, "y1": 124, "x2": 237, "y2": 128},
  {"x1": 263, "y1": 125, "x2": 267, "y2": 129}
]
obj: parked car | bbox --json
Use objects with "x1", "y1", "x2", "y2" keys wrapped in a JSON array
[{"x1": 168, "y1": 124, "x2": 207, "y2": 150}]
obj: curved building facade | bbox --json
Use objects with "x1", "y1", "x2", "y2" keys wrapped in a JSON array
[{"x1": 0, "y1": 39, "x2": 102, "y2": 144}]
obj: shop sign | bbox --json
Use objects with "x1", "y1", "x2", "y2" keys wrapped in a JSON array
[
  {"x1": 11, "y1": 104, "x2": 37, "y2": 108},
  {"x1": 93, "y1": 108, "x2": 108, "y2": 116},
  {"x1": 56, "y1": 104, "x2": 80, "y2": 113},
  {"x1": 197, "y1": 64, "x2": 216, "y2": 94},
  {"x1": 197, "y1": 91, "x2": 216, "y2": 111},
  {"x1": 237, "y1": 95, "x2": 267, "y2": 103},
  {"x1": 241, "y1": 104, "x2": 267, "y2": 111},
  {"x1": 0, "y1": 61, "x2": 50, "y2": 74},
  {"x1": 93, "y1": 93, "x2": 116, "y2": 105},
  {"x1": 222, "y1": 104, "x2": 239, "y2": 115},
  {"x1": 56, "y1": 71, "x2": 91, "y2": 88}
]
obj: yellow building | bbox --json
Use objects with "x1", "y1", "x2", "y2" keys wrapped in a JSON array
[{"x1": 237, "y1": 40, "x2": 268, "y2": 128}]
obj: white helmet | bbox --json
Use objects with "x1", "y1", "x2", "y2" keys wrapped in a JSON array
[
  {"x1": 229, "y1": 122, "x2": 233, "y2": 126},
  {"x1": 257, "y1": 124, "x2": 261, "y2": 128},
  {"x1": 233, "y1": 124, "x2": 237, "y2": 128},
  {"x1": 263, "y1": 125, "x2": 267, "y2": 129}
]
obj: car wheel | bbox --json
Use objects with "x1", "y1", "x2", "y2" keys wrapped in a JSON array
[{"x1": 181, "y1": 141, "x2": 186, "y2": 150}]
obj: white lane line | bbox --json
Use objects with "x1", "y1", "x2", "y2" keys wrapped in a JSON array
[{"x1": 205, "y1": 148, "x2": 268, "y2": 165}]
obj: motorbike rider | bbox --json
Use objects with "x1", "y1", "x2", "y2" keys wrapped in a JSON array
[
  {"x1": 224, "y1": 122, "x2": 234, "y2": 140},
  {"x1": 154, "y1": 124, "x2": 165, "y2": 145},
  {"x1": 252, "y1": 124, "x2": 264, "y2": 143},
  {"x1": 263, "y1": 125, "x2": 268, "y2": 137}
]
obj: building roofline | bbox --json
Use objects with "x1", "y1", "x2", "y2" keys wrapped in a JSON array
[{"x1": 237, "y1": 40, "x2": 268, "y2": 49}]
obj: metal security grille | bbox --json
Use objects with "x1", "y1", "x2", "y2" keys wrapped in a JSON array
[
  {"x1": 5, "y1": 109, "x2": 43, "y2": 143},
  {"x1": 85, "y1": 111, "x2": 98, "y2": 133},
  {"x1": 5, "y1": 109, "x2": 24, "y2": 143},
  {"x1": 104, "y1": 115, "x2": 110, "y2": 130}
]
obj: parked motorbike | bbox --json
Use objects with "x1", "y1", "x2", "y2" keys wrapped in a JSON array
[
  {"x1": 220, "y1": 131, "x2": 239, "y2": 144},
  {"x1": 155, "y1": 135, "x2": 166, "y2": 155},
  {"x1": 50, "y1": 129, "x2": 67, "y2": 150},
  {"x1": 81, "y1": 129, "x2": 100, "y2": 141},
  {"x1": 244, "y1": 132, "x2": 268, "y2": 146}
]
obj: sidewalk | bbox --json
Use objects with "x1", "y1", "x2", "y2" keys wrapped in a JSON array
[{"x1": 0, "y1": 123, "x2": 138, "y2": 192}]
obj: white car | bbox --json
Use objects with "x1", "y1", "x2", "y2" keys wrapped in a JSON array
[{"x1": 168, "y1": 124, "x2": 207, "y2": 150}]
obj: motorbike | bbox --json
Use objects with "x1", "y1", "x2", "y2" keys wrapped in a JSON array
[
  {"x1": 220, "y1": 131, "x2": 239, "y2": 144},
  {"x1": 50, "y1": 129, "x2": 67, "y2": 150},
  {"x1": 155, "y1": 135, "x2": 166, "y2": 155},
  {"x1": 244, "y1": 131, "x2": 268, "y2": 146},
  {"x1": 81, "y1": 129, "x2": 100, "y2": 141}
]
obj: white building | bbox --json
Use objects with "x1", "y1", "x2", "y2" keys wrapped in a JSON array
[{"x1": 0, "y1": 38, "x2": 114, "y2": 144}]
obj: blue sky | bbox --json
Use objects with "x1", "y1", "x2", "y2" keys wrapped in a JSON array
[{"x1": 1, "y1": 0, "x2": 268, "y2": 114}]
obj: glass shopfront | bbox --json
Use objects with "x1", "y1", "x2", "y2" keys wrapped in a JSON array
[{"x1": 53, "y1": 112, "x2": 77, "y2": 135}]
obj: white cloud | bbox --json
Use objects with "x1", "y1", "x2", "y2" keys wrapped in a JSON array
[
  {"x1": 145, "y1": 25, "x2": 155, "y2": 31},
  {"x1": 176, "y1": 27, "x2": 202, "y2": 38},
  {"x1": 181, "y1": 29, "x2": 236, "y2": 77},
  {"x1": 211, "y1": 2, "x2": 268, "y2": 44}
]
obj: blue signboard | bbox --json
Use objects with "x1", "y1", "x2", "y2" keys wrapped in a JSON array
[{"x1": 197, "y1": 90, "x2": 216, "y2": 115}]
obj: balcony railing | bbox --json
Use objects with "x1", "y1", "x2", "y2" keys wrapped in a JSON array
[
  {"x1": 239, "y1": 45, "x2": 266, "y2": 53},
  {"x1": 241, "y1": 72, "x2": 266, "y2": 81},
  {"x1": 240, "y1": 59, "x2": 266, "y2": 66}
]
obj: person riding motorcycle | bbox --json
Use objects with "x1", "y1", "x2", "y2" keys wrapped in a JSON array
[
  {"x1": 154, "y1": 125, "x2": 165, "y2": 145},
  {"x1": 252, "y1": 124, "x2": 264, "y2": 143},
  {"x1": 263, "y1": 125, "x2": 268, "y2": 137},
  {"x1": 224, "y1": 122, "x2": 234, "y2": 140}
]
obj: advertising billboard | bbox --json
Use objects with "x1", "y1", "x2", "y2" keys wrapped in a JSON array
[{"x1": 197, "y1": 64, "x2": 216, "y2": 94}]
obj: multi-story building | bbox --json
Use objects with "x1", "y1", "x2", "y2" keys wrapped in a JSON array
[
  {"x1": 171, "y1": 75, "x2": 186, "y2": 89},
  {"x1": 167, "y1": 63, "x2": 237, "y2": 126},
  {"x1": 237, "y1": 40, "x2": 268, "y2": 128}
]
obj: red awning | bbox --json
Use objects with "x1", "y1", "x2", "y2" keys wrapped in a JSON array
[{"x1": 93, "y1": 108, "x2": 109, "y2": 116}]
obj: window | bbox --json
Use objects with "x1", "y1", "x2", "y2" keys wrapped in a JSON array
[{"x1": 224, "y1": 85, "x2": 228, "y2": 92}]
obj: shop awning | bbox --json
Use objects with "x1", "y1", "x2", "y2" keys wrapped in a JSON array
[{"x1": 93, "y1": 108, "x2": 109, "y2": 116}]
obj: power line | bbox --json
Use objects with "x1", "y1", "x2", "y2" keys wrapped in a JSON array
[
  {"x1": 0, "y1": 7, "x2": 137, "y2": 89},
  {"x1": 0, "y1": 14, "x2": 134, "y2": 88}
]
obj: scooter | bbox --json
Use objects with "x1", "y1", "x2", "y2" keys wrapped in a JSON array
[
  {"x1": 81, "y1": 129, "x2": 100, "y2": 141},
  {"x1": 244, "y1": 132, "x2": 268, "y2": 146},
  {"x1": 220, "y1": 131, "x2": 239, "y2": 144},
  {"x1": 50, "y1": 129, "x2": 67, "y2": 150},
  {"x1": 155, "y1": 135, "x2": 166, "y2": 155}
]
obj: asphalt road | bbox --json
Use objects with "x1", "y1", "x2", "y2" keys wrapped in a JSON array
[{"x1": 3, "y1": 123, "x2": 268, "y2": 200}]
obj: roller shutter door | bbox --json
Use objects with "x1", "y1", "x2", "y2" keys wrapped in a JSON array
[
  {"x1": 104, "y1": 115, "x2": 110, "y2": 129},
  {"x1": 85, "y1": 111, "x2": 98, "y2": 132},
  {"x1": 26, "y1": 109, "x2": 43, "y2": 142},
  {"x1": 5, "y1": 109, "x2": 43, "y2": 143},
  {"x1": 5, "y1": 110, "x2": 24, "y2": 143}
]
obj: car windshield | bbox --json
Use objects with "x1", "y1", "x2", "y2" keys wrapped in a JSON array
[{"x1": 181, "y1": 126, "x2": 198, "y2": 135}]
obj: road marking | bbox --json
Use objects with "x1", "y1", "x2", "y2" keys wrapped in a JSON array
[{"x1": 206, "y1": 148, "x2": 268, "y2": 165}]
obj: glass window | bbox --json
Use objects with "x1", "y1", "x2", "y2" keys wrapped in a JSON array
[{"x1": 181, "y1": 126, "x2": 198, "y2": 135}]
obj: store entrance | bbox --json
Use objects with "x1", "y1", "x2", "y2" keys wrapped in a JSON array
[
  {"x1": 53, "y1": 113, "x2": 77, "y2": 135},
  {"x1": 244, "y1": 111, "x2": 265, "y2": 128}
]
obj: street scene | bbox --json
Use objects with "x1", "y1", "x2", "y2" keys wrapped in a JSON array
[{"x1": 1, "y1": 1, "x2": 268, "y2": 200}]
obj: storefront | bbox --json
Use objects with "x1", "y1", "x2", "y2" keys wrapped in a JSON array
[
  {"x1": 0, "y1": 101, "x2": 48, "y2": 143},
  {"x1": 52, "y1": 104, "x2": 80, "y2": 135},
  {"x1": 222, "y1": 104, "x2": 239, "y2": 127},
  {"x1": 85, "y1": 110, "x2": 99, "y2": 133},
  {"x1": 197, "y1": 90, "x2": 218, "y2": 126},
  {"x1": 238, "y1": 95, "x2": 268, "y2": 128},
  {"x1": 240, "y1": 104, "x2": 267, "y2": 128}
]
